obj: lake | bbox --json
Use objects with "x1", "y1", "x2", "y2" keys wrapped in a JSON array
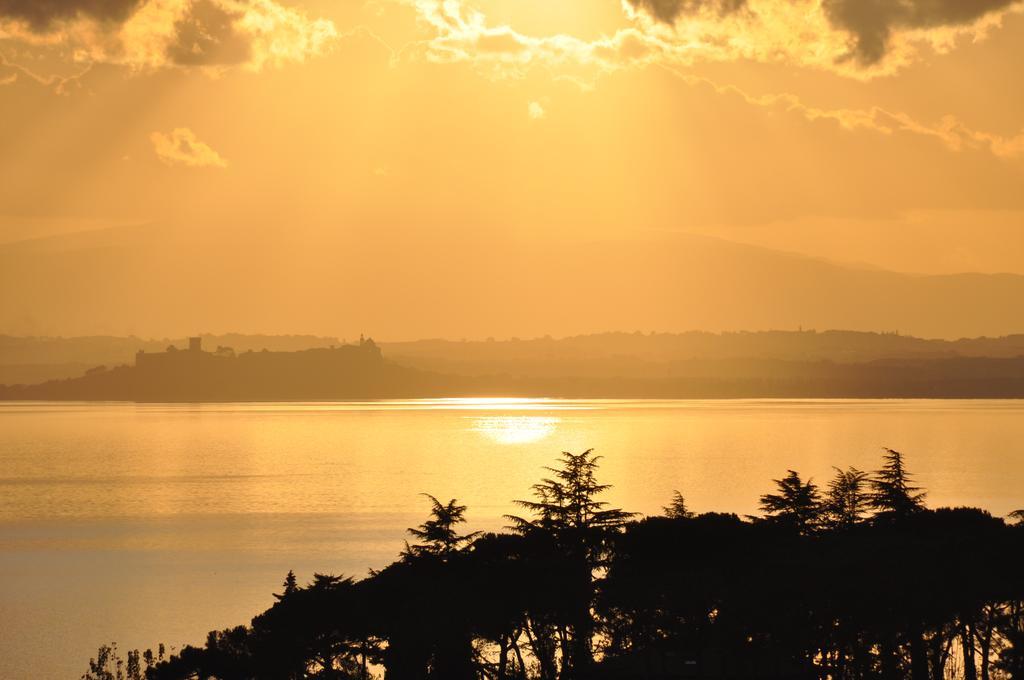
[{"x1": 1, "y1": 399, "x2": 1023, "y2": 678}]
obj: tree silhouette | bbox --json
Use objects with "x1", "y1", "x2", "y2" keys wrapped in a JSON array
[
  {"x1": 273, "y1": 570, "x2": 298, "y2": 601},
  {"x1": 823, "y1": 466, "x2": 870, "y2": 530},
  {"x1": 1009, "y1": 509, "x2": 1024, "y2": 526},
  {"x1": 871, "y1": 448, "x2": 927, "y2": 517},
  {"x1": 758, "y1": 469, "x2": 821, "y2": 534},
  {"x1": 997, "y1": 603, "x2": 1024, "y2": 678},
  {"x1": 110, "y1": 448, "x2": 1024, "y2": 680},
  {"x1": 81, "y1": 643, "x2": 123, "y2": 680},
  {"x1": 663, "y1": 490, "x2": 694, "y2": 519},
  {"x1": 507, "y1": 450, "x2": 634, "y2": 677},
  {"x1": 508, "y1": 449, "x2": 633, "y2": 542},
  {"x1": 403, "y1": 494, "x2": 479, "y2": 559},
  {"x1": 83, "y1": 642, "x2": 163, "y2": 680}
]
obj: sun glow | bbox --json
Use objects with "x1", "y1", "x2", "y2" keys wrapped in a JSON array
[
  {"x1": 472, "y1": 415, "x2": 560, "y2": 444},
  {"x1": 428, "y1": 398, "x2": 555, "y2": 410}
]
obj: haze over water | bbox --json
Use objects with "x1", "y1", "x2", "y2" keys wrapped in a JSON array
[{"x1": 1, "y1": 398, "x2": 1023, "y2": 679}]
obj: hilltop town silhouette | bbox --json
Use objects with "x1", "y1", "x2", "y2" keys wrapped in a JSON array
[{"x1": 0, "y1": 335, "x2": 452, "y2": 401}]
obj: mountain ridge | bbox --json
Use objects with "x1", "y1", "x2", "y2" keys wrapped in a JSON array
[{"x1": 2, "y1": 223, "x2": 1022, "y2": 340}]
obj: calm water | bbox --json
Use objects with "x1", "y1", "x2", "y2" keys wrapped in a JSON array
[{"x1": 2, "y1": 399, "x2": 1023, "y2": 678}]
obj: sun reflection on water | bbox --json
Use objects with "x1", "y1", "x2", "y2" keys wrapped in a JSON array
[{"x1": 472, "y1": 415, "x2": 561, "y2": 444}]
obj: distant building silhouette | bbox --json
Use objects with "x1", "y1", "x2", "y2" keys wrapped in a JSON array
[
  {"x1": 115, "y1": 334, "x2": 391, "y2": 400},
  {"x1": 136, "y1": 335, "x2": 381, "y2": 370}
]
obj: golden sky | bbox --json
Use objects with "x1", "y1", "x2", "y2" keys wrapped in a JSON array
[{"x1": 1, "y1": 0, "x2": 1023, "y2": 338}]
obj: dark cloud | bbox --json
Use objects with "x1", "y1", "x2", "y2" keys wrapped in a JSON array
[
  {"x1": 0, "y1": 0, "x2": 251, "y2": 68},
  {"x1": 0, "y1": 0, "x2": 334, "y2": 72},
  {"x1": 166, "y1": 0, "x2": 252, "y2": 66},
  {"x1": 627, "y1": 0, "x2": 747, "y2": 24},
  {"x1": 822, "y1": 0, "x2": 1021, "y2": 65},
  {"x1": 0, "y1": 0, "x2": 142, "y2": 30}
]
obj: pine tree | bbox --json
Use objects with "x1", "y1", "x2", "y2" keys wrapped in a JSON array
[
  {"x1": 507, "y1": 449, "x2": 634, "y2": 548},
  {"x1": 759, "y1": 469, "x2": 822, "y2": 534},
  {"x1": 309, "y1": 573, "x2": 351, "y2": 590},
  {"x1": 823, "y1": 466, "x2": 870, "y2": 530},
  {"x1": 870, "y1": 448, "x2": 926, "y2": 517},
  {"x1": 664, "y1": 490, "x2": 695, "y2": 519},
  {"x1": 506, "y1": 450, "x2": 635, "y2": 676},
  {"x1": 273, "y1": 570, "x2": 298, "y2": 600},
  {"x1": 403, "y1": 494, "x2": 479, "y2": 558}
]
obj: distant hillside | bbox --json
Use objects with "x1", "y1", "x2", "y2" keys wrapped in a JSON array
[
  {"x1": 5, "y1": 329, "x2": 1024, "y2": 387},
  {"x1": 383, "y1": 330, "x2": 1024, "y2": 379},
  {"x1": 1, "y1": 223, "x2": 1023, "y2": 340},
  {"x1": 5, "y1": 339, "x2": 1024, "y2": 401}
]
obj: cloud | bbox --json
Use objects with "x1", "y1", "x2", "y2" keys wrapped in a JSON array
[
  {"x1": 820, "y1": 0, "x2": 1021, "y2": 65},
  {"x1": 225, "y1": 0, "x2": 338, "y2": 71},
  {"x1": 404, "y1": 2, "x2": 663, "y2": 79},
  {"x1": 0, "y1": 51, "x2": 88, "y2": 93},
  {"x1": 626, "y1": 0, "x2": 747, "y2": 24},
  {"x1": 166, "y1": 0, "x2": 251, "y2": 66},
  {"x1": 619, "y1": 0, "x2": 1024, "y2": 76},
  {"x1": 0, "y1": 0, "x2": 143, "y2": 31},
  {"x1": 401, "y1": 2, "x2": 1024, "y2": 161},
  {"x1": 0, "y1": 0, "x2": 337, "y2": 72},
  {"x1": 527, "y1": 101, "x2": 544, "y2": 120},
  {"x1": 662, "y1": 66, "x2": 1024, "y2": 160},
  {"x1": 150, "y1": 127, "x2": 227, "y2": 167}
]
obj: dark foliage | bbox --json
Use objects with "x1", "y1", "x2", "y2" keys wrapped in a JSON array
[
  {"x1": 757, "y1": 469, "x2": 822, "y2": 534},
  {"x1": 98, "y1": 448, "x2": 1024, "y2": 680}
]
